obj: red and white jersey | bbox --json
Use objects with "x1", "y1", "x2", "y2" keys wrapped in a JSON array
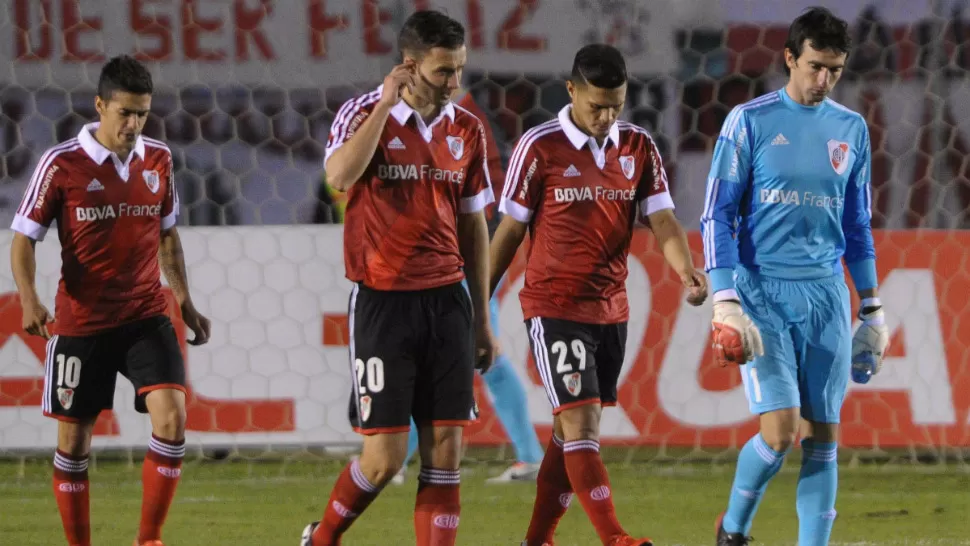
[
  {"x1": 11, "y1": 123, "x2": 179, "y2": 336},
  {"x1": 326, "y1": 86, "x2": 494, "y2": 291},
  {"x1": 499, "y1": 105, "x2": 674, "y2": 324}
]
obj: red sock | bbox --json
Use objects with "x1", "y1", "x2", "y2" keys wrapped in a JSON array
[
  {"x1": 414, "y1": 467, "x2": 461, "y2": 546},
  {"x1": 563, "y1": 439, "x2": 626, "y2": 544},
  {"x1": 138, "y1": 435, "x2": 185, "y2": 543},
  {"x1": 53, "y1": 450, "x2": 90, "y2": 546},
  {"x1": 524, "y1": 435, "x2": 573, "y2": 545},
  {"x1": 311, "y1": 459, "x2": 380, "y2": 545}
]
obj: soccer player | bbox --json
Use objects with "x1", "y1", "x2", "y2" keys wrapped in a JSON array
[
  {"x1": 302, "y1": 10, "x2": 498, "y2": 546},
  {"x1": 490, "y1": 44, "x2": 708, "y2": 546},
  {"x1": 9, "y1": 55, "x2": 211, "y2": 546},
  {"x1": 390, "y1": 89, "x2": 543, "y2": 486},
  {"x1": 700, "y1": 8, "x2": 889, "y2": 546}
]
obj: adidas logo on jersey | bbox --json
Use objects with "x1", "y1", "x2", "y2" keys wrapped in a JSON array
[
  {"x1": 563, "y1": 164, "x2": 581, "y2": 177},
  {"x1": 771, "y1": 133, "x2": 790, "y2": 146},
  {"x1": 388, "y1": 137, "x2": 406, "y2": 150},
  {"x1": 86, "y1": 179, "x2": 104, "y2": 192}
]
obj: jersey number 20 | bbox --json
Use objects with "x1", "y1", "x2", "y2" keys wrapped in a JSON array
[{"x1": 355, "y1": 357, "x2": 385, "y2": 394}]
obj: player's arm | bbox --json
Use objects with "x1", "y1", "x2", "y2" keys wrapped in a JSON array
[
  {"x1": 842, "y1": 124, "x2": 879, "y2": 302},
  {"x1": 700, "y1": 109, "x2": 750, "y2": 302},
  {"x1": 460, "y1": 120, "x2": 499, "y2": 370},
  {"x1": 324, "y1": 64, "x2": 417, "y2": 191},
  {"x1": 638, "y1": 138, "x2": 706, "y2": 305},
  {"x1": 701, "y1": 108, "x2": 763, "y2": 364},
  {"x1": 842, "y1": 123, "x2": 889, "y2": 373},
  {"x1": 158, "y1": 165, "x2": 210, "y2": 345},
  {"x1": 488, "y1": 131, "x2": 544, "y2": 296},
  {"x1": 9, "y1": 154, "x2": 63, "y2": 338}
]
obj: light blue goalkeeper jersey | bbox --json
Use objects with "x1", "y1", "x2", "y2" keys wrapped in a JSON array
[{"x1": 701, "y1": 88, "x2": 877, "y2": 294}]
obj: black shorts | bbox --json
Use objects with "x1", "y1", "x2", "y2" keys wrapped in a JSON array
[
  {"x1": 346, "y1": 282, "x2": 477, "y2": 434},
  {"x1": 525, "y1": 317, "x2": 627, "y2": 414},
  {"x1": 42, "y1": 315, "x2": 185, "y2": 421}
]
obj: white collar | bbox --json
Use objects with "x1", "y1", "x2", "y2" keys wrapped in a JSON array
[
  {"x1": 78, "y1": 122, "x2": 145, "y2": 164},
  {"x1": 388, "y1": 92, "x2": 456, "y2": 127},
  {"x1": 558, "y1": 105, "x2": 620, "y2": 150}
]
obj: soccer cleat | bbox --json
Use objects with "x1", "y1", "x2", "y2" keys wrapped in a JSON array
[
  {"x1": 608, "y1": 536, "x2": 653, "y2": 546},
  {"x1": 486, "y1": 462, "x2": 541, "y2": 483},
  {"x1": 300, "y1": 522, "x2": 319, "y2": 546},
  {"x1": 521, "y1": 541, "x2": 554, "y2": 546},
  {"x1": 715, "y1": 512, "x2": 752, "y2": 546},
  {"x1": 132, "y1": 541, "x2": 165, "y2": 546}
]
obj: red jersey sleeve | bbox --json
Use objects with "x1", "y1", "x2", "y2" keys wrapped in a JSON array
[
  {"x1": 456, "y1": 94, "x2": 505, "y2": 204},
  {"x1": 637, "y1": 136, "x2": 675, "y2": 220},
  {"x1": 161, "y1": 153, "x2": 179, "y2": 230},
  {"x1": 324, "y1": 90, "x2": 380, "y2": 167},
  {"x1": 11, "y1": 150, "x2": 66, "y2": 241},
  {"x1": 498, "y1": 132, "x2": 544, "y2": 223},
  {"x1": 460, "y1": 121, "x2": 495, "y2": 214}
]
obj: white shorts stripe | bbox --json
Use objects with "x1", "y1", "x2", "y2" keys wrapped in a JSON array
[
  {"x1": 529, "y1": 318, "x2": 559, "y2": 408},
  {"x1": 347, "y1": 284, "x2": 361, "y2": 428},
  {"x1": 42, "y1": 335, "x2": 58, "y2": 414}
]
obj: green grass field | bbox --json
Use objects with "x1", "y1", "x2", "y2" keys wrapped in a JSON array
[{"x1": 2, "y1": 450, "x2": 968, "y2": 546}]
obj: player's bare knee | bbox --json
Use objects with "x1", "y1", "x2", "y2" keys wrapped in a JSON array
[
  {"x1": 145, "y1": 389, "x2": 187, "y2": 441},
  {"x1": 418, "y1": 426, "x2": 462, "y2": 470},
  {"x1": 760, "y1": 409, "x2": 799, "y2": 452},
  {"x1": 557, "y1": 404, "x2": 601, "y2": 442},
  {"x1": 359, "y1": 432, "x2": 409, "y2": 485},
  {"x1": 57, "y1": 419, "x2": 96, "y2": 456}
]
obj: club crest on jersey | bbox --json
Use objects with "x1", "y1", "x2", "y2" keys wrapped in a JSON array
[
  {"x1": 446, "y1": 136, "x2": 464, "y2": 160},
  {"x1": 619, "y1": 155, "x2": 635, "y2": 180},
  {"x1": 827, "y1": 140, "x2": 851, "y2": 175},
  {"x1": 57, "y1": 387, "x2": 75, "y2": 410},
  {"x1": 359, "y1": 395, "x2": 372, "y2": 422},
  {"x1": 563, "y1": 372, "x2": 582, "y2": 396},
  {"x1": 142, "y1": 170, "x2": 160, "y2": 193}
]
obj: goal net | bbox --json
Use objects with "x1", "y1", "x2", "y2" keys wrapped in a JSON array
[{"x1": 0, "y1": 0, "x2": 967, "y2": 464}]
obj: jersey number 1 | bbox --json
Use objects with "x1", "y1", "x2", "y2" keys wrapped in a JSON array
[{"x1": 56, "y1": 354, "x2": 82, "y2": 389}]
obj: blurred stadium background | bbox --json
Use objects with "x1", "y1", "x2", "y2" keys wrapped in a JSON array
[{"x1": 1, "y1": 1, "x2": 969, "y2": 544}]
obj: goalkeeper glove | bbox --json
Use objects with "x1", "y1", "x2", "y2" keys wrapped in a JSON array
[
  {"x1": 852, "y1": 305, "x2": 889, "y2": 378},
  {"x1": 712, "y1": 300, "x2": 764, "y2": 366}
]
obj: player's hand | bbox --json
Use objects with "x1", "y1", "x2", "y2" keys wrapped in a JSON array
[
  {"x1": 681, "y1": 268, "x2": 709, "y2": 307},
  {"x1": 475, "y1": 324, "x2": 500, "y2": 374},
  {"x1": 852, "y1": 305, "x2": 889, "y2": 375},
  {"x1": 21, "y1": 299, "x2": 53, "y2": 339},
  {"x1": 711, "y1": 300, "x2": 764, "y2": 366},
  {"x1": 379, "y1": 61, "x2": 417, "y2": 106},
  {"x1": 181, "y1": 301, "x2": 211, "y2": 346}
]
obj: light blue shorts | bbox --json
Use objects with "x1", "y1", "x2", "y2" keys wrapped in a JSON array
[{"x1": 735, "y1": 267, "x2": 852, "y2": 423}]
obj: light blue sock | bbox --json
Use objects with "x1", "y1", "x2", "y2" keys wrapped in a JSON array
[
  {"x1": 402, "y1": 417, "x2": 419, "y2": 468},
  {"x1": 483, "y1": 354, "x2": 543, "y2": 464},
  {"x1": 797, "y1": 439, "x2": 839, "y2": 546},
  {"x1": 723, "y1": 433, "x2": 788, "y2": 534}
]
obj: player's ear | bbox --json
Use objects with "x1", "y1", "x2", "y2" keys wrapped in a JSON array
[
  {"x1": 784, "y1": 48, "x2": 796, "y2": 71},
  {"x1": 94, "y1": 95, "x2": 106, "y2": 117},
  {"x1": 566, "y1": 80, "x2": 576, "y2": 101}
]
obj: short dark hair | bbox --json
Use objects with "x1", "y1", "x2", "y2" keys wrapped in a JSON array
[
  {"x1": 784, "y1": 7, "x2": 851, "y2": 74},
  {"x1": 97, "y1": 55, "x2": 153, "y2": 99},
  {"x1": 571, "y1": 44, "x2": 627, "y2": 89},
  {"x1": 398, "y1": 10, "x2": 465, "y2": 58}
]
